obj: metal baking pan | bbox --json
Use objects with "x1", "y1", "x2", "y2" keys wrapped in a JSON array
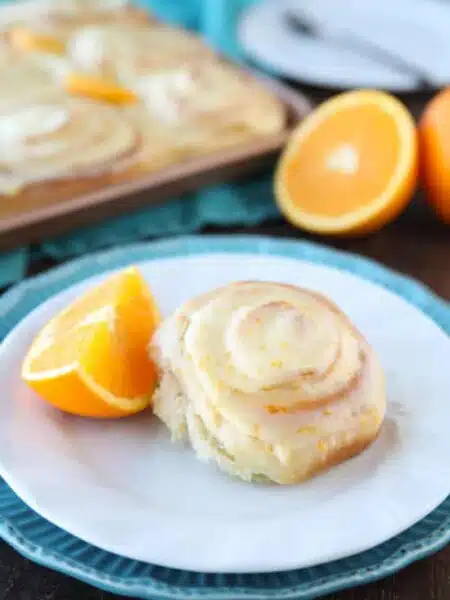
[{"x1": 0, "y1": 7, "x2": 312, "y2": 249}]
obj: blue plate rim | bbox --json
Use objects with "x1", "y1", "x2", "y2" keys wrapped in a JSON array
[{"x1": 0, "y1": 234, "x2": 449, "y2": 600}]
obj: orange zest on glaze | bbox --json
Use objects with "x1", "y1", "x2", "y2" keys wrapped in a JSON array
[{"x1": 265, "y1": 405, "x2": 288, "y2": 414}]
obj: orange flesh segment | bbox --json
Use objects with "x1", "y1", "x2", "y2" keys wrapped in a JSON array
[
  {"x1": 10, "y1": 27, "x2": 65, "y2": 54},
  {"x1": 65, "y1": 73, "x2": 138, "y2": 105},
  {"x1": 276, "y1": 90, "x2": 418, "y2": 235},
  {"x1": 283, "y1": 105, "x2": 400, "y2": 217},
  {"x1": 22, "y1": 267, "x2": 160, "y2": 418}
]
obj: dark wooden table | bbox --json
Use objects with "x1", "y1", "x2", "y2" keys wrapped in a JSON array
[{"x1": 1, "y1": 89, "x2": 449, "y2": 600}]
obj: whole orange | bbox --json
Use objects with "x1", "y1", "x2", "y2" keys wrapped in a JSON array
[{"x1": 419, "y1": 88, "x2": 450, "y2": 224}]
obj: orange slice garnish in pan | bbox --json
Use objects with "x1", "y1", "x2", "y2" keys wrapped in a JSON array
[
  {"x1": 65, "y1": 73, "x2": 138, "y2": 105},
  {"x1": 10, "y1": 27, "x2": 65, "y2": 54}
]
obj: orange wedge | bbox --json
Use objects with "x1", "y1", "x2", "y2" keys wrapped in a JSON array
[
  {"x1": 9, "y1": 27, "x2": 65, "y2": 55},
  {"x1": 419, "y1": 88, "x2": 450, "y2": 224},
  {"x1": 275, "y1": 90, "x2": 418, "y2": 235},
  {"x1": 22, "y1": 267, "x2": 160, "y2": 418},
  {"x1": 65, "y1": 73, "x2": 138, "y2": 105}
]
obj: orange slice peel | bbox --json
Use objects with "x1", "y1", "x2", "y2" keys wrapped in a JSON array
[
  {"x1": 419, "y1": 88, "x2": 450, "y2": 225},
  {"x1": 275, "y1": 90, "x2": 418, "y2": 236},
  {"x1": 21, "y1": 267, "x2": 160, "y2": 418}
]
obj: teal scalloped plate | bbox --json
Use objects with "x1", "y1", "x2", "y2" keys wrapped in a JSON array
[{"x1": 1, "y1": 235, "x2": 449, "y2": 600}]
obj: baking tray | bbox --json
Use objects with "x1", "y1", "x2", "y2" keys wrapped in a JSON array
[{"x1": 0, "y1": 12, "x2": 312, "y2": 249}]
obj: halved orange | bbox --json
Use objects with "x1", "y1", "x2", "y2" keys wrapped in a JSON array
[
  {"x1": 275, "y1": 90, "x2": 418, "y2": 235},
  {"x1": 22, "y1": 267, "x2": 160, "y2": 418},
  {"x1": 65, "y1": 73, "x2": 138, "y2": 105}
]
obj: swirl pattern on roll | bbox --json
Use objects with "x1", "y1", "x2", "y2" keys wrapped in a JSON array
[
  {"x1": 67, "y1": 24, "x2": 284, "y2": 134},
  {"x1": 152, "y1": 282, "x2": 386, "y2": 484},
  {"x1": 0, "y1": 52, "x2": 58, "y2": 108},
  {"x1": 0, "y1": 95, "x2": 139, "y2": 192},
  {"x1": 68, "y1": 23, "x2": 207, "y2": 80}
]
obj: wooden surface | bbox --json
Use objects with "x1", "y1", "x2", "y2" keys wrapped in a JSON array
[{"x1": 0, "y1": 89, "x2": 449, "y2": 599}]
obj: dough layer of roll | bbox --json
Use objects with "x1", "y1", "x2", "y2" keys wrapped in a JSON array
[{"x1": 151, "y1": 282, "x2": 386, "y2": 485}]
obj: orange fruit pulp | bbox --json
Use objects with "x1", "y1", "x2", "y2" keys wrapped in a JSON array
[
  {"x1": 275, "y1": 89, "x2": 418, "y2": 235},
  {"x1": 22, "y1": 267, "x2": 160, "y2": 418}
]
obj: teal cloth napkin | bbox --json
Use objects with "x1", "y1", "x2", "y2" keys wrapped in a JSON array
[{"x1": 0, "y1": 0, "x2": 280, "y2": 287}]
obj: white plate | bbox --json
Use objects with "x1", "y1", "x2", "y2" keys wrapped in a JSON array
[
  {"x1": 238, "y1": 0, "x2": 450, "y2": 91},
  {"x1": 1, "y1": 252, "x2": 450, "y2": 573}
]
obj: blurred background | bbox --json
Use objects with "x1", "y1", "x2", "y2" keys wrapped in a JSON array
[{"x1": 0, "y1": 0, "x2": 448, "y2": 296}]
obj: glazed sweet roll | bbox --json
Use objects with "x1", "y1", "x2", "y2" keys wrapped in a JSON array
[
  {"x1": 66, "y1": 24, "x2": 285, "y2": 142},
  {"x1": 0, "y1": 96, "x2": 140, "y2": 194},
  {"x1": 0, "y1": 51, "x2": 60, "y2": 107},
  {"x1": 151, "y1": 282, "x2": 386, "y2": 485},
  {"x1": 3, "y1": 0, "x2": 151, "y2": 51},
  {"x1": 67, "y1": 23, "x2": 209, "y2": 79}
]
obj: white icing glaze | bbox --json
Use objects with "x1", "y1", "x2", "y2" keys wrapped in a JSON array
[
  {"x1": 152, "y1": 282, "x2": 386, "y2": 483},
  {"x1": 67, "y1": 24, "x2": 146, "y2": 73},
  {"x1": 130, "y1": 70, "x2": 193, "y2": 123},
  {"x1": 0, "y1": 99, "x2": 138, "y2": 191},
  {"x1": 68, "y1": 26, "x2": 108, "y2": 72},
  {"x1": 182, "y1": 283, "x2": 362, "y2": 406},
  {"x1": 0, "y1": 55, "x2": 57, "y2": 106},
  {"x1": 67, "y1": 24, "x2": 208, "y2": 123},
  {"x1": 0, "y1": 106, "x2": 69, "y2": 144},
  {"x1": 68, "y1": 25, "x2": 195, "y2": 122},
  {"x1": 33, "y1": 54, "x2": 72, "y2": 82}
]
